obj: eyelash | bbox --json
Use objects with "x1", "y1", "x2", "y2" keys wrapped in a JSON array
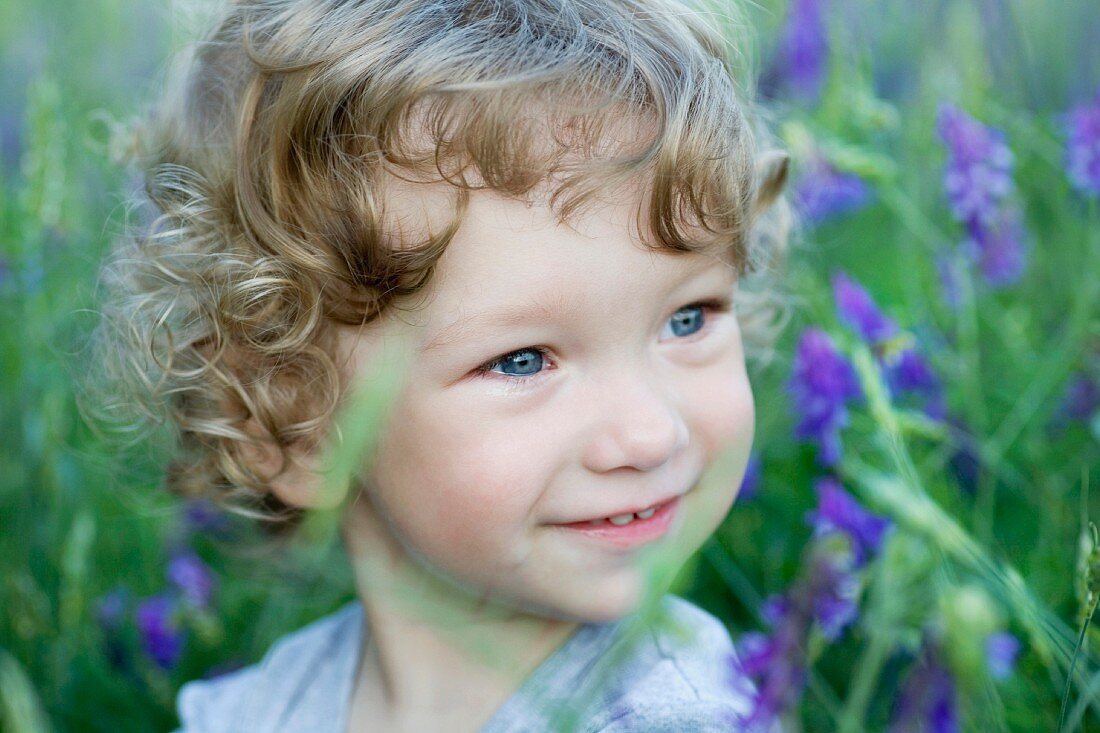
[{"x1": 472, "y1": 298, "x2": 734, "y2": 384}]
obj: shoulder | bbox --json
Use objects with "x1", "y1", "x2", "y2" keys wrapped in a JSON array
[
  {"x1": 174, "y1": 601, "x2": 362, "y2": 733},
  {"x1": 582, "y1": 595, "x2": 758, "y2": 733}
]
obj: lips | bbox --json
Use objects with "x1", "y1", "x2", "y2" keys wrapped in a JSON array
[
  {"x1": 553, "y1": 495, "x2": 682, "y2": 549},
  {"x1": 555, "y1": 492, "x2": 684, "y2": 526}
]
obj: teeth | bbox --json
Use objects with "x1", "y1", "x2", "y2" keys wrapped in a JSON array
[
  {"x1": 608, "y1": 513, "x2": 636, "y2": 525},
  {"x1": 636, "y1": 506, "x2": 657, "y2": 519}
]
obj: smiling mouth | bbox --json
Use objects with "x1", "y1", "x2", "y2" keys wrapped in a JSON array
[{"x1": 551, "y1": 496, "x2": 682, "y2": 549}]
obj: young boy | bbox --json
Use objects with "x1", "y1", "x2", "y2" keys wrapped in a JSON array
[{"x1": 95, "y1": 0, "x2": 789, "y2": 729}]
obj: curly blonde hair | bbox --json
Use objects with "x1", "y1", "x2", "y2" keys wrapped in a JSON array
[{"x1": 87, "y1": 0, "x2": 790, "y2": 534}]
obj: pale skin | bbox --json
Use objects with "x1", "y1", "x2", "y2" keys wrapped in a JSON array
[{"x1": 265, "y1": 181, "x2": 756, "y2": 732}]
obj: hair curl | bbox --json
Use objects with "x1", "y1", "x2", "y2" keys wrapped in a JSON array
[{"x1": 85, "y1": 0, "x2": 791, "y2": 534}]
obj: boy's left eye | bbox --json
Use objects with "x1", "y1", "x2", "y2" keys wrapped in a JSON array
[{"x1": 473, "y1": 299, "x2": 731, "y2": 382}]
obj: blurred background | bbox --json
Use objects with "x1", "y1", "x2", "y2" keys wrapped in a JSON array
[{"x1": 2, "y1": 0, "x2": 1099, "y2": 730}]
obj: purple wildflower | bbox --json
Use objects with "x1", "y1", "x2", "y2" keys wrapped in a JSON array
[
  {"x1": 985, "y1": 631, "x2": 1020, "y2": 680},
  {"x1": 806, "y1": 477, "x2": 892, "y2": 567},
  {"x1": 167, "y1": 549, "x2": 216, "y2": 609},
  {"x1": 832, "y1": 272, "x2": 898, "y2": 345},
  {"x1": 884, "y1": 347, "x2": 946, "y2": 419},
  {"x1": 1055, "y1": 373, "x2": 1100, "y2": 425},
  {"x1": 793, "y1": 158, "x2": 872, "y2": 225},
  {"x1": 946, "y1": 417, "x2": 981, "y2": 496},
  {"x1": 890, "y1": 642, "x2": 960, "y2": 733},
  {"x1": 135, "y1": 594, "x2": 185, "y2": 670},
  {"x1": 1065, "y1": 92, "x2": 1100, "y2": 196},
  {"x1": 961, "y1": 207, "x2": 1028, "y2": 287},
  {"x1": 730, "y1": 623, "x2": 807, "y2": 729},
  {"x1": 787, "y1": 329, "x2": 863, "y2": 467},
  {"x1": 776, "y1": 0, "x2": 830, "y2": 102},
  {"x1": 808, "y1": 554, "x2": 860, "y2": 641},
  {"x1": 936, "y1": 104, "x2": 1015, "y2": 227},
  {"x1": 935, "y1": 252, "x2": 965, "y2": 310},
  {"x1": 738, "y1": 455, "x2": 762, "y2": 502},
  {"x1": 182, "y1": 499, "x2": 233, "y2": 536},
  {"x1": 95, "y1": 588, "x2": 131, "y2": 671},
  {"x1": 729, "y1": 545, "x2": 862, "y2": 729},
  {"x1": 94, "y1": 587, "x2": 130, "y2": 633}
]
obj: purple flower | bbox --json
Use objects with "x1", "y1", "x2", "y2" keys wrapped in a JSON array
[
  {"x1": 94, "y1": 587, "x2": 130, "y2": 632},
  {"x1": 135, "y1": 595, "x2": 185, "y2": 670},
  {"x1": 935, "y1": 252, "x2": 965, "y2": 311},
  {"x1": 182, "y1": 499, "x2": 233, "y2": 536},
  {"x1": 946, "y1": 417, "x2": 981, "y2": 496},
  {"x1": 738, "y1": 455, "x2": 762, "y2": 502},
  {"x1": 884, "y1": 347, "x2": 946, "y2": 419},
  {"x1": 806, "y1": 478, "x2": 891, "y2": 567},
  {"x1": 776, "y1": 0, "x2": 830, "y2": 101},
  {"x1": 1055, "y1": 373, "x2": 1100, "y2": 425},
  {"x1": 167, "y1": 549, "x2": 216, "y2": 609},
  {"x1": 936, "y1": 104, "x2": 1015, "y2": 227},
  {"x1": 730, "y1": 624, "x2": 807, "y2": 730},
  {"x1": 787, "y1": 329, "x2": 863, "y2": 467},
  {"x1": 793, "y1": 158, "x2": 872, "y2": 225},
  {"x1": 962, "y1": 207, "x2": 1028, "y2": 287},
  {"x1": 1065, "y1": 92, "x2": 1100, "y2": 196},
  {"x1": 985, "y1": 631, "x2": 1020, "y2": 680},
  {"x1": 808, "y1": 553, "x2": 860, "y2": 641},
  {"x1": 832, "y1": 272, "x2": 898, "y2": 345},
  {"x1": 729, "y1": 544, "x2": 863, "y2": 729},
  {"x1": 890, "y1": 642, "x2": 960, "y2": 733}
]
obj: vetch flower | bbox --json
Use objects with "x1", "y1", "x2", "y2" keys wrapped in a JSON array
[
  {"x1": 807, "y1": 551, "x2": 860, "y2": 641},
  {"x1": 182, "y1": 499, "x2": 233, "y2": 537},
  {"x1": 890, "y1": 641, "x2": 960, "y2": 733},
  {"x1": 94, "y1": 586, "x2": 131, "y2": 670},
  {"x1": 985, "y1": 631, "x2": 1020, "y2": 680},
  {"x1": 1055, "y1": 373, "x2": 1100, "y2": 426},
  {"x1": 884, "y1": 346, "x2": 946, "y2": 419},
  {"x1": 738, "y1": 454, "x2": 762, "y2": 502},
  {"x1": 135, "y1": 594, "x2": 185, "y2": 670},
  {"x1": 787, "y1": 329, "x2": 863, "y2": 467},
  {"x1": 793, "y1": 157, "x2": 872, "y2": 225},
  {"x1": 806, "y1": 477, "x2": 892, "y2": 567},
  {"x1": 962, "y1": 207, "x2": 1028, "y2": 287},
  {"x1": 94, "y1": 586, "x2": 129, "y2": 633},
  {"x1": 729, "y1": 615, "x2": 808, "y2": 730},
  {"x1": 168, "y1": 549, "x2": 215, "y2": 610},
  {"x1": 936, "y1": 104, "x2": 1015, "y2": 227},
  {"x1": 1065, "y1": 92, "x2": 1100, "y2": 196},
  {"x1": 935, "y1": 252, "x2": 965, "y2": 310},
  {"x1": 832, "y1": 272, "x2": 898, "y2": 345},
  {"x1": 946, "y1": 417, "x2": 982, "y2": 496},
  {"x1": 729, "y1": 544, "x2": 865, "y2": 729},
  {"x1": 776, "y1": 0, "x2": 830, "y2": 102}
]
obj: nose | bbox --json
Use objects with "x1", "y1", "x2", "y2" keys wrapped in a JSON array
[{"x1": 581, "y1": 369, "x2": 690, "y2": 473}]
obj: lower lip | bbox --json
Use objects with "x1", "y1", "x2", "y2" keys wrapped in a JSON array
[{"x1": 552, "y1": 497, "x2": 680, "y2": 549}]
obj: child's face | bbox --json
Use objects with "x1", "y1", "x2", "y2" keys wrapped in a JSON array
[{"x1": 340, "y1": 182, "x2": 754, "y2": 623}]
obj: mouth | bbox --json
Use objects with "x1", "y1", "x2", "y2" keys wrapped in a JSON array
[{"x1": 551, "y1": 495, "x2": 682, "y2": 549}]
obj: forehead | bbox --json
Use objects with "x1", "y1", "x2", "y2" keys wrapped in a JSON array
[{"x1": 399, "y1": 184, "x2": 734, "y2": 336}]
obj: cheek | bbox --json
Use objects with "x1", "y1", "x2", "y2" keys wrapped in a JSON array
[
  {"x1": 368, "y1": 390, "x2": 550, "y2": 560},
  {"x1": 688, "y1": 355, "x2": 755, "y2": 459}
]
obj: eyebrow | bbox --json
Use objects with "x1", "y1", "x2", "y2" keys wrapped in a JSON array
[
  {"x1": 421, "y1": 291, "x2": 583, "y2": 354},
  {"x1": 421, "y1": 261, "x2": 735, "y2": 354}
]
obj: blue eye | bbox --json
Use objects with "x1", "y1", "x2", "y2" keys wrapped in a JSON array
[
  {"x1": 486, "y1": 348, "x2": 546, "y2": 378},
  {"x1": 475, "y1": 299, "x2": 730, "y2": 382},
  {"x1": 665, "y1": 304, "x2": 706, "y2": 338}
]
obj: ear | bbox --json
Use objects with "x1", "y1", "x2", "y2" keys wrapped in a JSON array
[
  {"x1": 237, "y1": 425, "x2": 338, "y2": 510},
  {"x1": 751, "y1": 150, "x2": 790, "y2": 221}
]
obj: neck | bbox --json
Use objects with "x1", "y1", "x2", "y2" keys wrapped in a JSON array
[{"x1": 340, "y1": 494, "x2": 580, "y2": 721}]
